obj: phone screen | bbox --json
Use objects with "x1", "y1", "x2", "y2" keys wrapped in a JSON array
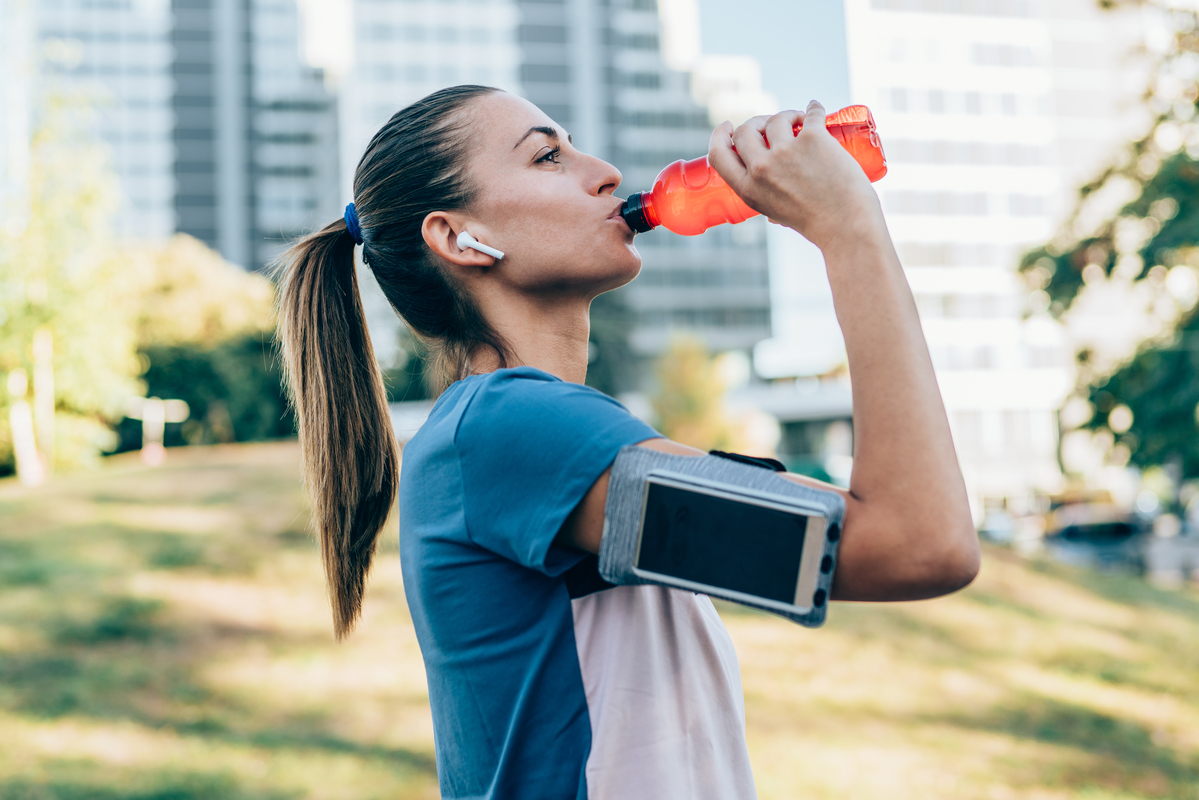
[{"x1": 636, "y1": 481, "x2": 809, "y2": 604}]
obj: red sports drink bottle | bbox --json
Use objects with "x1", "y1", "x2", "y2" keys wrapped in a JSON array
[{"x1": 619, "y1": 105, "x2": 887, "y2": 236}]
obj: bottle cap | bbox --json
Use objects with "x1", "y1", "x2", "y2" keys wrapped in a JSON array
[{"x1": 620, "y1": 193, "x2": 655, "y2": 234}]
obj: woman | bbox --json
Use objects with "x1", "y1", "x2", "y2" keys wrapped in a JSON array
[{"x1": 276, "y1": 85, "x2": 979, "y2": 799}]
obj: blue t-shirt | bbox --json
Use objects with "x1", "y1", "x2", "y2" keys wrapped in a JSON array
[{"x1": 399, "y1": 367, "x2": 660, "y2": 798}]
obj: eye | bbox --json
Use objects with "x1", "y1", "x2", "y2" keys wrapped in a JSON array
[{"x1": 536, "y1": 146, "x2": 562, "y2": 165}]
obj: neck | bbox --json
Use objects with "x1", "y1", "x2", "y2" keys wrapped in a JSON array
[{"x1": 469, "y1": 291, "x2": 592, "y2": 384}]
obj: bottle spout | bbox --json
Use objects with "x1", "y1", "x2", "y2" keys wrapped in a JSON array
[{"x1": 620, "y1": 192, "x2": 656, "y2": 234}]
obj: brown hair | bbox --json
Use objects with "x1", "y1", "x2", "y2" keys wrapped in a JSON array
[{"x1": 275, "y1": 85, "x2": 512, "y2": 638}]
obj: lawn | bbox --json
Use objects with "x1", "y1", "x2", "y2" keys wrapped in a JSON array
[{"x1": 0, "y1": 441, "x2": 1196, "y2": 799}]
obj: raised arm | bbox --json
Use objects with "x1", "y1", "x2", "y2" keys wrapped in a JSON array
[{"x1": 560, "y1": 102, "x2": 978, "y2": 602}]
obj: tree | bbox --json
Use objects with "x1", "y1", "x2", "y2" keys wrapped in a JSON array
[
  {"x1": 1021, "y1": 2, "x2": 1199, "y2": 477},
  {"x1": 0, "y1": 100, "x2": 142, "y2": 475},
  {"x1": 651, "y1": 335, "x2": 738, "y2": 451}
]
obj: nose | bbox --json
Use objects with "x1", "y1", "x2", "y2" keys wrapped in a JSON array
[{"x1": 585, "y1": 153, "x2": 622, "y2": 196}]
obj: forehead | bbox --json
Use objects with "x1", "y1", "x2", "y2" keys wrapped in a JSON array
[{"x1": 467, "y1": 92, "x2": 567, "y2": 160}]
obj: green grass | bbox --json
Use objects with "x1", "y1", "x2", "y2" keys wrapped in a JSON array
[{"x1": 1, "y1": 442, "x2": 1197, "y2": 799}]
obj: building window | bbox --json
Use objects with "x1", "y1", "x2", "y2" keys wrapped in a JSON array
[
  {"x1": 617, "y1": 71, "x2": 661, "y2": 89},
  {"x1": 518, "y1": 24, "x2": 568, "y2": 44},
  {"x1": 870, "y1": 0, "x2": 1030, "y2": 17},
  {"x1": 885, "y1": 191, "x2": 989, "y2": 216},
  {"x1": 896, "y1": 241, "x2": 1005, "y2": 267},
  {"x1": 1008, "y1": 194, "x2": 1045, "y2": 216},
  {"x1": 521, "y1": 63, "x2": 571, "y2": 83},
  {"x1": 970, "y1": 42, "x2": 1038, "y2": 67},
  {"x1": 618, "y1": 33, "x2": 659, "y2": 50}
]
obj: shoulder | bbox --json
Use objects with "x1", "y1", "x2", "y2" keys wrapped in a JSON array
[{"x1": 458, "y1": 367, "x2": 632, "y2": 429}]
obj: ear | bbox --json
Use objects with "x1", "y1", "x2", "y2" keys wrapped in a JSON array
[{"x1": 422, "y1": 211, "x2": 498, "y2": 272}]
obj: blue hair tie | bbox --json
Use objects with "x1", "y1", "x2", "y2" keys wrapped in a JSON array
[{"x1": 344, "y1": 203, "x2": 364, "y2": 246}]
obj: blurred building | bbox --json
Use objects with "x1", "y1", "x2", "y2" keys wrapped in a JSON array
[
  {"x1": 339, "y1": 0, "x2": 524, "y2": 196},
  {"x1": 171, "y1": 0, "x2": 339, "y2": 269},
  {"x1": 342, "y1": 0, "x2": 772, "y2": 381},
  {"x1": 843, "y1": 0, "x2": 1146, "y2": 511},
  {"x1": 32, "y1": 0, "x2": 176, "y2": 240},
  {"x1": 16, "y1": 0, "x2": 338, "y2": 270}
]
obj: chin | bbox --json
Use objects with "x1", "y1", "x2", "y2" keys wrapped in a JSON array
[{"x1": 600, "y1": 247, "x2": 641, "y2": 291}]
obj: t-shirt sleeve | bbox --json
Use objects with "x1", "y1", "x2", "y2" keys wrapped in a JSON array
[{"x1": 455, "y1": 371, "x2": 661, "y2": 575}]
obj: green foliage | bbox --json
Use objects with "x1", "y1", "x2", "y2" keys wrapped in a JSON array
[
  {"x1": 1021, "y1": 154, "x2": 1198, "y2": 315},
  {"x1": 106, "y1": 233, "x2": 291, "y2": 451},
  {"x1": 113, "y1": 334, "x2": 294, "y2": 452},
  {"x1": 54, "y1": 596, "x2": 166, "y2": 645},
  {"x1": 1019, "y1": 4, "x2": 1199, "y2": 314},
  {"x1": 0, "y1": 99, "x2": 285, "y2": 475},
  {"x1": 0, "y1": 773, "x2": 299, "y2": 800},
  {"x1": 1085, "y1": 308, "x2": 1199, "y2": 477},
  {"x1": 123, "y1": 233, "x2": 275, "y2": 349},
  {"x1": 0, "y1": 101, "x2": 143, "y2": 474},
  {"x1": 1019, "y1": 3, "x2": 1199, "y2": 476},
  {"x1": 651, "y1": 335, "x2": 736, "y2": 451}
]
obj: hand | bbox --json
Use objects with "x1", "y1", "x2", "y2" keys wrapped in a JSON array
[{"x1": 708, "y1": 101, "x2": 885, "y2": 254}]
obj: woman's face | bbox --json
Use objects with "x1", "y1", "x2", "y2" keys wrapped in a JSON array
[{"x1": 456, "y1": 91, "x2": 641, "y2": 296}]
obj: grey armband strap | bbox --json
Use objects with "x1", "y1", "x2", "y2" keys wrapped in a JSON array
[{"x1": 598, "y1": 445, "x2": 846, "y2": 628}]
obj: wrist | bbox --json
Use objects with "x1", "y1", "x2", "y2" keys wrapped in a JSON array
[{"x1": 816, "y1": 208, "x2": 891, "y2": 262}]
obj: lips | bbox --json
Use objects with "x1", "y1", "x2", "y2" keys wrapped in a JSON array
[{"x1": 609, "y1": 201, "x2": 633, "y2": 233}]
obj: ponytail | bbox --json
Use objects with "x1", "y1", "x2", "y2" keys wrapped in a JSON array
[
  {"x1": 276, "y1": 84, "x2": 505, "y2": 638},
  {"x1": 275, "y1": 219, "x2": 399, "y2": 639}
]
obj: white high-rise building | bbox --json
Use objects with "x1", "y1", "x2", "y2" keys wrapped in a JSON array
[
  {"x1": 842, "y1": 0, "x2": 1146, "y2": 511},
  {"x1": 32, "y1": 0, "x2": 176, "y2": 241}
]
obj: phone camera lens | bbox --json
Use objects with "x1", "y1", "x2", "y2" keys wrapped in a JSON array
[
  {"x1": 820, "y1": 555, "x2": 833, "y2": 574},
  {"x1": 813, "y1": 589, "x2": 827, "y2": 607},
  {"x1": 827, "y1": 524, "x2": 840, "y2": 543}
]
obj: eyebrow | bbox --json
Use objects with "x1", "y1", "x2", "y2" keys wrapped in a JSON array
[{"x1": 513, "y1": 125, "x2": 572, "y2": 149}]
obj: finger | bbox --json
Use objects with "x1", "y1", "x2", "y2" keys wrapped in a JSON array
[
  {"x1": 765, "y1": 109, "x2": 805, "y2": 148},
  {"x1": 732, "y1": 114, "x2": 771, "y2": 161},
  {"x1": 798, "y1": 99, "x2": 827, "y2": 136},
  {"x1": 708, "y1": 120, "x2": 746, "y2": 186},
  {"x1": 708, "y1": 120, "x2": 737, "y2": 162}
]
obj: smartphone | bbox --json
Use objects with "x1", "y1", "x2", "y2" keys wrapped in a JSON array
[{"x1": 632, "y1": 473, "x2": 829, "y2": 614}]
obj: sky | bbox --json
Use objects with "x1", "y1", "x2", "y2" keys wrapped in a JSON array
[{"x1": 694, "y1": 0, "x2": 851, "y2": 112}]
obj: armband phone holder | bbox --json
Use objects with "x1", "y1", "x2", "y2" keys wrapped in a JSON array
[{"x1": 599, "y1": 446, "x2": 845, "y2": 628}]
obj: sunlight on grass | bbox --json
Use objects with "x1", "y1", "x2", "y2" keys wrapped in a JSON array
[{"x1": 1, "y1": 441, "x2": 1197, "y2": 799}]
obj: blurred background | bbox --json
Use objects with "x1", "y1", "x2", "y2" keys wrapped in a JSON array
[{"x1": 2, "y1": 0, "x2": 1199, "y2": 798}]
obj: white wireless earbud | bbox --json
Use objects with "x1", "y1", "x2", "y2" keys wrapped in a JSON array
[{"x1": 457, "y1": 230, "x2": 504, "y2": 260}]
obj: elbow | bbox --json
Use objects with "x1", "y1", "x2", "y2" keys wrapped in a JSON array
[
  {"x1": 916, "y1": 513, "x2": 980, "y2": 597},
  {"x1": 932, "y1": 532, "x2": 981, "y2": 595}
]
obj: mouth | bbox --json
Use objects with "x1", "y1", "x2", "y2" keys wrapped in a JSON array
[{"x1": 609, "y1": 201, "x2": 633, "y2": 233}]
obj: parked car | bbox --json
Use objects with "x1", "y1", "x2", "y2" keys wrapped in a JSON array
[{"x1": 1043, "y1": 504, "x2": 1150, "y2": 574}]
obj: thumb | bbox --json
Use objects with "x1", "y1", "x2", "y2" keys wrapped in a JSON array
[{"x1": 800, "y1": 99, "x2": 827, "y2": 135}]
